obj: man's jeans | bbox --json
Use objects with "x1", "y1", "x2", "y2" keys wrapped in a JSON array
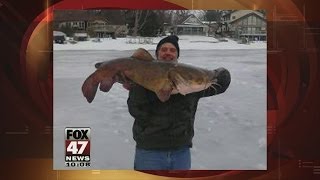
[{"x1": 134, "y1": 146, "x2": 191, "y2": 170}]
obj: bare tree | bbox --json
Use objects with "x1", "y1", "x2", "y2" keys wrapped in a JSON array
[
  {"x1": 175, "y1": 10, "x2": 191, "y2": 18},
  {"x1": 195, "y1": 10, "x2": 206, "y2": 20}
]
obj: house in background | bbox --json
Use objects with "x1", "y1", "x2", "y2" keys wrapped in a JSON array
[
  {"x1": 173, "y1": 14, "x2": 209, "y2": 36},
  {"x1": 54, "y1": 10, "x2": 95, "y2": 31},
  {"x1": 220, "y1": 10, "x2": 266, "y2": 41},
  {"x1": 87, "y1": 20, "x2": 128, "y2": 38},
  {"x1": 53, "y1": 10, "x2": 128, "y2": 39}
]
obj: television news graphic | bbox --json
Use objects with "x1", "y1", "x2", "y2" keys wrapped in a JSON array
[{"x1": 65, "y1": 127, "x2": 91, "y2": 167}]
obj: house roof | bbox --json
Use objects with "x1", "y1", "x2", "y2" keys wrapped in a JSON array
[
  {"x1": 178, "y1": 14, "x2": 205, "y2": 25},
  {"x1": 229, "y1": 12, "x2": 266, "y2": 24},
  {"x1": 222, "y1": 10, "x2": 264, "y2": 18},
  {"x1": 53, "y1": 31, "x2": 66, "y2": 36}
]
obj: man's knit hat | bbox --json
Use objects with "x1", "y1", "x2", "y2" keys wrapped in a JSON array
[{"x1": 156, "y1": 35, "x2": 180, "y2": 58}]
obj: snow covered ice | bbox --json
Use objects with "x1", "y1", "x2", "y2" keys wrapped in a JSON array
[{"x1": 53, "y1": 35, "x2": 266, "y2": 170}]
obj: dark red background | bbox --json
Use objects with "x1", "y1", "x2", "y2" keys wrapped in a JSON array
[{"x1": 0, "y1": 0, "x2": 319, "y2": 179}]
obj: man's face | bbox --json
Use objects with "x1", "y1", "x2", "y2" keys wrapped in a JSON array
[{"x1": 157, "y1": 43, "x2": 178, "y2": 62}]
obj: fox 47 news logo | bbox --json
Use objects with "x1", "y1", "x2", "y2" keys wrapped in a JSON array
[{"x1": 65, "y1": 127, "x2": 91, "y2": 167}]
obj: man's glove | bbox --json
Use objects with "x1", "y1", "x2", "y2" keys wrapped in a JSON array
[{"x1": 214, "y1": 67, "x2": 231, "y2": 92}]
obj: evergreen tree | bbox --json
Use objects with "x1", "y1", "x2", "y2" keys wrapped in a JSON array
[
  {"x1": 125, "y1": 10, "x2": 162, "y2": 37},
  {"x1": 59, "y1": 24, "x2": 74, "y2": 37},
  {"x1": 138, "y1": 11, "x2": 161, "y2": 37},
  {"x1": 204, "y1": 10, "x2": 221, "y2": 22}
]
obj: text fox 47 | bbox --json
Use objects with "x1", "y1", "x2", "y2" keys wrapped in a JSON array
[{"x1": 65, "y1": 127, "x2": 91, "y2": 167}]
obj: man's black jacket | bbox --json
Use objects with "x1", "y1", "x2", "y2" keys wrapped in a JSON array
[{"x1": 127, "y1": 68, "x2": 231, "y2": 150}]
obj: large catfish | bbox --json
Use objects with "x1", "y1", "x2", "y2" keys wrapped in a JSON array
[{"x1": 82, "y1": 48, "x2": 222, "y2": 103}]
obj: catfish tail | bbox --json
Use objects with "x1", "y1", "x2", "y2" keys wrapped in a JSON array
[{"x1": 81, "y1": 73, "x2": 99, "y2": 103}]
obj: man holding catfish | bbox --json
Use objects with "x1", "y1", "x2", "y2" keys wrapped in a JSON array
[{"x1": 82, "y1": 35, "x2": 231, "y2": 170}]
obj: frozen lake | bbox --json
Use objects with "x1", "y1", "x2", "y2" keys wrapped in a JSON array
[{"x1": 53, "y1": 48, "x2": 266, "y2": 170}]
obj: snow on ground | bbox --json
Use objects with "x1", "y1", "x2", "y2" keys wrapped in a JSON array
[
  {"x1": 53, "y1": 35, "x2": 266, "y2": 51},
  {"x1": 53, "y1": 35, "x2": 266, "y2": 170}
]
